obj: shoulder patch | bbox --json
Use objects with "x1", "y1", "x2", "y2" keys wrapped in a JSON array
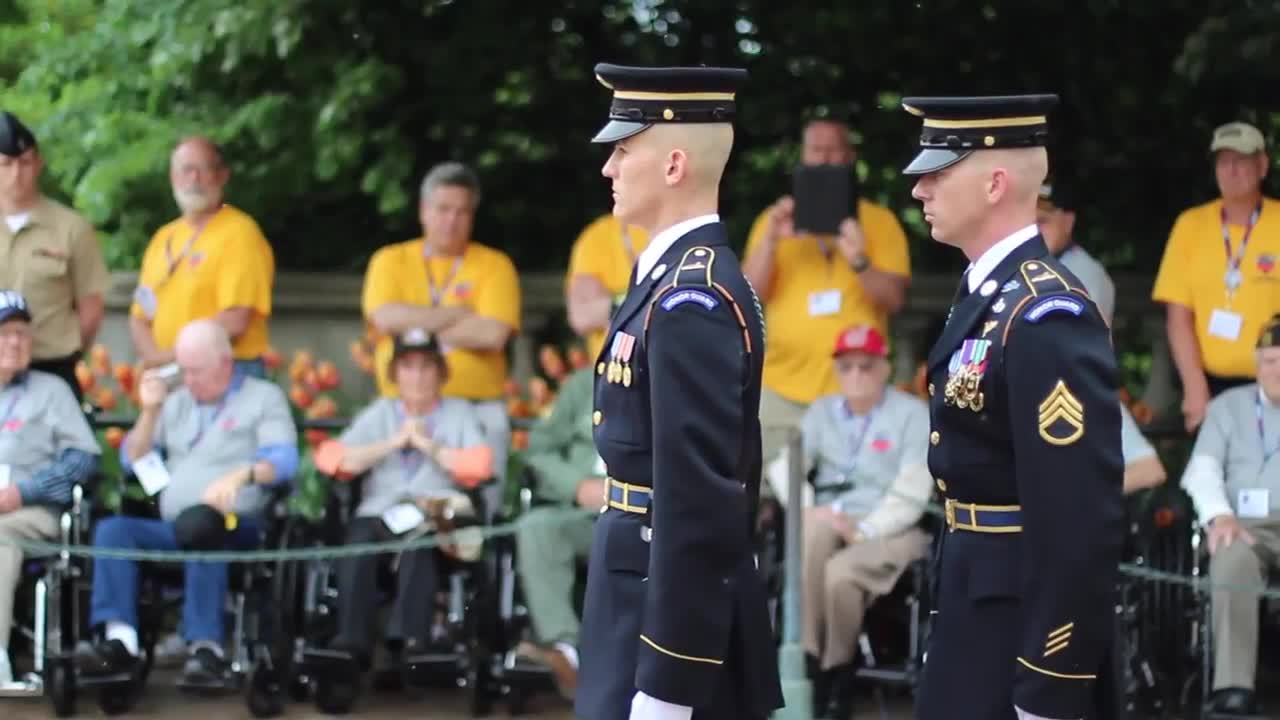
[
  {"x1": 672, "y1": 246, "x2": 715, "y2": 287},
  {"x1": 660, "y1": 288, "x2": 720, "y2": 312},
  {"x1": 1023, "y1": 295, "x2": 1084, "y2": 323}
]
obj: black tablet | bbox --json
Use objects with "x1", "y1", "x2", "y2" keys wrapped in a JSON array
[{"x1": 793, "y1": 163, "x2": 858, "y2": 235}]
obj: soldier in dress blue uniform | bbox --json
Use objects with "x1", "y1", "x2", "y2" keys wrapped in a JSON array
[
  {"x1": 573, "y1": 63, "x2": 784, "y2": 720},
  {"x1": 900, "y1": 96, "x2": 1125, "y2": 720}
]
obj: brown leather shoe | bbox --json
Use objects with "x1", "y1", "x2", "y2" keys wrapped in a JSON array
[{"x1": 515, "y1": 641, "x2": 578, "y2": 700}]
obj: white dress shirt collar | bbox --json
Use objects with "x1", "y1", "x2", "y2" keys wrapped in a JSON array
[
  {"x1": 966, "y1": 223, "x2": 1040, "y2": 292},
  {"x1": 634, "y1": 213, "x2": 720, "y2": 285}
]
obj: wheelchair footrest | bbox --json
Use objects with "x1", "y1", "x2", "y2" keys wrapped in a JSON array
[
  {"x1": 76, "y1": 671, "x2": 135, "y2": 688},
  {"x1": 854, "y1": 666, "x2": 917, "y2": 685},
  {"x1": 0, "y1": 679, "x2": 42, "y2": 697}
]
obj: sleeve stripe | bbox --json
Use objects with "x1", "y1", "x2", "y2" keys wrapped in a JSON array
[
  {"x1": 1017, "y1": 656, "x2": 1095, "y2": 680},
  {"x1": 639, "y1": 635, "x2": 724, "y2": 665}
]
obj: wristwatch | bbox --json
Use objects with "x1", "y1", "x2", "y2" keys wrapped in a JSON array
[{"x1": 850, "y1": 253, "x2": 871, "y2": 273}]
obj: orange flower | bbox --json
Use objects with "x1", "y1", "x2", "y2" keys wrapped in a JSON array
[
  {"x1": 1131, "y1": 401, "x2": 1154, "y2": 426},
  {"x1": 304, "y1": 429, "x2": 329, "y2": 446},
  {"x1": 288, "y1": 384, "x2": 314, "y2": 409},
  {"x1": 528, "y1": 377, "x2": 552, "y2": 408},
  {"x1": 510, "y1": 430, "x2": 529, "y2": 451},
  {"x1": 306, "y1": 395, "x2": 339, "y2": 419},
  {"x1": 104, "y1": 426, "x2": 126, "y2": 449},
  {"x1": 315, "y1": 361, "x2": 341, "y2": 390},
  {"x1": 506, "y1": 397, "x2": 530, "y2": 418},
  {"x1": 93, "y1": 387, "x2": 117, "y2": 411},
  {"x1": 74, "y1": 362, "x2": 95, "y2": 392},
  {"x1": 113, "y1": 363, "x2": 136, "y2": 395},
  {"x1": 288, "y1": 350, "x2": 313, "y2": 382},
  {"x1": 502, "y1": 378, "x2": 521, "y2": 399},
  {"x1": 262, "y1": 347, "x2": 282, "y2": 371}
]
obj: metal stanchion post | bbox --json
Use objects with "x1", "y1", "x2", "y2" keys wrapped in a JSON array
[{"x1": 775, "y1": 429, "x2": 812, "y2": 719}]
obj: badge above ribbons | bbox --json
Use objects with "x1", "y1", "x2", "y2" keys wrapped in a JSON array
[{"x1": 945, "y1": 338, "x2": 990, "y2": 412}]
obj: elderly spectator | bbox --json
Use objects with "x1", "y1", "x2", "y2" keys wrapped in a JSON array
[
  {"x1": 0, "y1": 111, "x2": 109, "y2": 401},
  {"x1": 795, "y1": 326, "x2": 931, "y2": 720},
  {"x1": 743, "y1": 119, "x2": 911, "y2": 469},
  {"x1": 74, "y1": 320, "x2": 298, "y2": 689},
  {"x1": 1178, "y1": 314, "x2": 1280, "y2": 717},
  {"x1": 311, "y1": 329, "x2": 491, "y2": 707},
  {"x1": 0, "y1": 291, "x2": 99, "y2": 690},
  {"x1": 362, "y1": 161, "x2": 520, "y2": 508},
  {"x1": 511, "y1": 365, "x2": 600, "y2": 701},
  {"x1": 1036, "y1": 180, "x2": 1167, "y2": 494},
  {"x1": 565, "y1": 213, "x2": 650, "y2": 359},
  {"x1": 1153, "y1": 122, "x2": 1280, "y2": 432},
  {"x1": 129, "y1": 137, "x2": 276, "y2": 379}
]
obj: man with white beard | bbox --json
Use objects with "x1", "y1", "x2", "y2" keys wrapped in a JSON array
[{"x1": 128, "y1": 137, "x2": 276, "y2": 380}]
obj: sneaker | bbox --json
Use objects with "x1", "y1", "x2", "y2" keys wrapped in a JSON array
[
  {"x1": 179, "y1": 642, "x2": 234, "y2": 689},
  {"x1": 74, "y1": 639, "x2": 139, "y2": 677},
  {"x1": 514, "y1": 641, "x2": 578, "y2": 700}
]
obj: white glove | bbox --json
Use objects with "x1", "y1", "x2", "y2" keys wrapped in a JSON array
[
  {"x1": 629, "y1": 691, "x2": 693, "y2": 720},
  {"x1": 1015, "y1": 706, "x2": 1079, "y2": 720}
]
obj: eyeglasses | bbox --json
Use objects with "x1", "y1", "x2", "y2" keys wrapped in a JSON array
[{"x1": 0, "y1": 328, "x2": 31, "y2": 341}]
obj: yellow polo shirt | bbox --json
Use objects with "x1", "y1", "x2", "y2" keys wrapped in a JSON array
[
  {"x1": 130, "y1": 205, "x2": 275, "y2": 359},
  {"x1": 1152, "y1": 196, "x2": 1280, "y2": 378},
  {"x1": 565, "y1": 214, "x2": 650, "y2": 358},
  {"x1": 363, "y1": 238, "x2": 521, "y2": 400},
  {"x1": 745, "y1": 198, "x2": 910, "y2": 404}
]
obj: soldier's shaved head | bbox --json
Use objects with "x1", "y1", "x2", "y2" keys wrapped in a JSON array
[{"x1": 645, "y1": 122, "x2": 735, "y2": 188}]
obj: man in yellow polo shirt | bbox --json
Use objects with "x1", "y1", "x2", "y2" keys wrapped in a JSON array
[
  {"x1": 362, "y1": 161, "x2": 521, "y2": 505},
  {"x1": 565, "y1": 213, "x2": 649, "y2": 359},
  {"x1": 129, "y1": 137, "x2": 275, "y2": 379},
  {"x1": 743, "y1": 118, "x2": 911, "y2": 466},
  {"x1": 1153, "y1": 121, "x2": 1280, "y2": 432}
]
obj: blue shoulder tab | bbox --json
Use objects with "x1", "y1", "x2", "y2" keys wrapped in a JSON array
[
  {"x1": 1023, "y1": 295, "x2": 1084, "y2": 323},
  {"x1": 660, "y1": 288, "x2": 720, "y2": 312}
]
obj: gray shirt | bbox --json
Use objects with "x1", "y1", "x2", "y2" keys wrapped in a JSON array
[
  {"x1": 145, "y1": 376, "x2": 297, "y2": 521},
  {"x1": 338, "y1": 397, "x2": 487, "y2": 518},
  {"x1": 801, "y1": 387, "x2": 930, "y2": 517},
  {"x1": 1059, "y1": 245, "x2": 1116, "y2": 327},
  {"x1": 1120, "y1": 403, "x2": 1156, "y2": 466},
  {"x1": 0, "y1": 369, "x2": 100, "y2": 490},
  {"x1": 1182, "y1": 384, "x2": 1280, "y2": 521}
]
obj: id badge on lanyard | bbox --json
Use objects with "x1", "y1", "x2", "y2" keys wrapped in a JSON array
[
  {"x1": 424, "y1": 252, "x2": 464, "y2": 308},
  {"x1": 1221, "y1": 203, "x2": 1261, "y2": 304}
]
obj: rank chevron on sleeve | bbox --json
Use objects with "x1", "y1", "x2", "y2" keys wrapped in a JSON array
[{"x1": 1037, "y1": 379, "x2": 1084, "y2": 446}]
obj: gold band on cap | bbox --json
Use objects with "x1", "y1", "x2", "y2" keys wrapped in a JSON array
[
  {"x1": 922, "y1": 115, "x2": 1047, "y2": 129},
  {"x1": 612, "y1": 90, "x2": 736, "y2": 101}
]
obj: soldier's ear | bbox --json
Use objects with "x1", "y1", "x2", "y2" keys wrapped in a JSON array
[{"x1": 665, "y1": 149, "x2": 688, "y2": 186}]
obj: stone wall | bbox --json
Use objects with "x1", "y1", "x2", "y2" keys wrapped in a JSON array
[{"x1": 93, "y1": 270, "x2": 1177, "y2": 412}]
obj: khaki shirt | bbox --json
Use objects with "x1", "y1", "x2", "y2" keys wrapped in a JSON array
[{"x1": 0, "y1": 196, "x2": 109, "y2": 358}]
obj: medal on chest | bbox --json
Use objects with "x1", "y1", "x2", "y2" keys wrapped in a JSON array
[
  {"x1": 607, "y1": 332, "x2": 637, "y2": 387},
  {"x1": 944, "y1": 338, "x2": 990, "y2": 412}
]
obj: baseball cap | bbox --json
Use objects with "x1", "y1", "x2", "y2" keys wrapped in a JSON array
[
  {"x1": 832, "y1": 325, "x2": 888, "y2": 358},
  {"x1": 1210, "y1": 122, "x2": 1266, "y2": 155},
  {"x1": 0, "y1": 112, "x2": 36, "y2": 158},
  {"x1": 1037, "y1": 179, "x2": 1076, "y2": 212},
  {"x1": 0, "y1": 290, "x2": 32, "y2": 324},
  {"x1": 393, "y1": 328, "x2": 442, "y2": 359},
  {"x1": 1259, "y1": 314, "x2": 1280, "y2": 349}
]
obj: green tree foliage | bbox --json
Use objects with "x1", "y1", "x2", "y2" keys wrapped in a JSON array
[{"x1": 1, "y1": 0, "x2": 1275, "y2": 275}]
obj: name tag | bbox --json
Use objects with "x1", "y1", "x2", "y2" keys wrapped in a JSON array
[
  {"x1": 133, "y1": 451, "x2": 172, "y2": 496},
  {"x1": 1208, "y1": 309, "x2": 1243, "y2": 341},
  {"x1": 808, "y1": 289, "x2": 842, "y2": 317},
  {"x1": 1238, "y1": 488, "x2": 1270, "y2": 519},
  {"x1": 0, "y1": 464, "x2": 10, "y2": 489},
  {"x1": 134, "y1": 285, "x2": 158, "y2": 319},
  {"x1": 382, "y1": 502, "x2": 426, "y2": 535}
]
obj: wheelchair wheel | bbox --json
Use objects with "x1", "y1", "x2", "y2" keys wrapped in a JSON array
[
  {"x1": 97, "y1": 686, "x2": 136, "y2": 716},
  {"x1": 314, "y1": 677, "x2": 357, "y2": 715},
  {"x1": 247, "y1": 652, "x2": 284, "y2": 718},
  {"x1": 46, "y1": 659, "x2": 75, "y2": 718}
]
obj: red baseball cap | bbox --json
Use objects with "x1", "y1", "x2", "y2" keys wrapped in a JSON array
[{"x1": 832, "y1": 325, "x2": 888, "y2": 357}]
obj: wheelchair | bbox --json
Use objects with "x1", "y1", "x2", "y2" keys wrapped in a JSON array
[
  {"x1": 4, "y1": 481, "x2": 94, "y2": 717},
  {"x1": 293, "y1": 469, "x2": 505, "y2": 716},
  {"x1": 63, "y1": 480, "x2": 309, "y2": 718}
]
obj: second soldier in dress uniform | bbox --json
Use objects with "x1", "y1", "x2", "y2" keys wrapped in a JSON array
[
  {"x1": 574, "y1": 63, "x2": 783, "y2": 720},
  {"x1": 901, "y1": 96, "x2": 1125, "y2": 720}
]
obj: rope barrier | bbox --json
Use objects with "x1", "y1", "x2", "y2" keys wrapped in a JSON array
[{"x1": 4, "y1": 498, "x2": 1279, "y2": 599}]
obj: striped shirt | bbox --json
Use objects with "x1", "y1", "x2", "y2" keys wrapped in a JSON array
[{"x1": 0, "y1": 370, "x2": 100, "y2": 511}]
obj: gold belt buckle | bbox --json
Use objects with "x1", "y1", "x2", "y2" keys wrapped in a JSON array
[{"x1": 944, "y1": 498, "x2": 956, "y2": 532}]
